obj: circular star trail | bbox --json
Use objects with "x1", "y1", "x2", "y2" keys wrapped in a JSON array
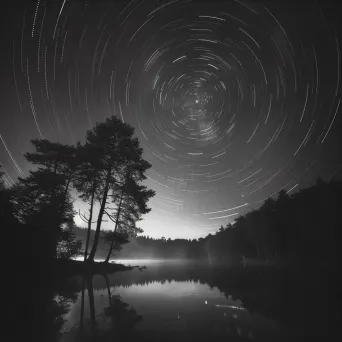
[{"x1": 0, "y1": 0, "x2": 341, "y2": 239}]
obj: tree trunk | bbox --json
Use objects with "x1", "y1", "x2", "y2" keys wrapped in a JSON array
[
  {"x1": 80, "y1": 276, "x2": 86, "y2": 330},
  {"x1": 87, "y1": 276, "x2": 96, "y2": 324},
  {"x1": 63, "y1": 175, "x2": 72, "y2": 201},
  {"x1": 61, "y1": 173, "x2": 73, "y2": 212},
  {"x1": 104, "y1": 273, "x2": 111, "y2": 305},
  {"x1": 87, "y1": 168, "x2": 111, "y2": 262},
  {"x1": 104, "y1": 186, "x2": 125, "y2": 264},
  {"x1": 84, "y1": 181, "x2": 96, "y2": 261}
]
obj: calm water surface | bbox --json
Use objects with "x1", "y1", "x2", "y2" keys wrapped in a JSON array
[{"x1": 52, "y1": 260, "x2": 338, "y2": 342}]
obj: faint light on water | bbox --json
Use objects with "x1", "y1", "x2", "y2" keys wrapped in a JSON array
[
  {"x1": 215, "y1": 304, "x2": 245, "y2": 310},
  {"x1": 205, "y1": 300, "x2": 207, "y2": 304},
  {"x1": 72, "y1": 257, "x2": 165, "y2": 264}
]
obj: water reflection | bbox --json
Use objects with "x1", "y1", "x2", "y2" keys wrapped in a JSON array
[
  {"x1": 39, "y1": 261, "x2": 340, "y2": 341},
  {"x1": 61, "y1": 278, "x2": 272, "y2": 341},
  {"x1": 59, "y1": 274, "x2": 142, "y2": 342}
]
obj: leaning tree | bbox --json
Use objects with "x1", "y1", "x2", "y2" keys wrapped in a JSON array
[{"x1": 103, "y1": 175, "x2": 154, "y2": 263}]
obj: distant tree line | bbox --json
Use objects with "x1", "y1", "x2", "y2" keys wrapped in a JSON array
[
  {"x1": 89, "y1": 178, "x2": 340, "y2": 267},
  {"x1": 1, "y1": 116, "x2": 154, "y2": 270},
  {"x1": 1, "y1": 113, "x2": 340, "y2": 270}
]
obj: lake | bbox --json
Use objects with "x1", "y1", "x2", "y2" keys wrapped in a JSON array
[{"x1": 41, "y1": 260, "x2": 340, "y2": 341}]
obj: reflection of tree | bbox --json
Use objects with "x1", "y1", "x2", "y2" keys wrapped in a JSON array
[
  {"x1": 33, "y1": 260, "x2": 340, "y2": 341},
  {"x1": 48, "y1": 295, "x2": 72, "y2": 339},
  {"x1": 75, "y1": 273, "x2": 142, "y2": 342},
  {"x1": 31, "y1": 278, "x2": 79, "y2": 342},
  {"x1": 104, "y1": 294, "x2": 142, "y2": 330},
  {"x1": 103, "y1": 273, "x2": 143, "y2": 339},
  {"x1": 84, "y1": 263, "x2": 340, "y2": 338},
  {"x1": 80, "y1": 276, "x2": 86, "y2": 330}
]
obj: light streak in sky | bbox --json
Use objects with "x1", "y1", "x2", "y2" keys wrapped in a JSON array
[
  {"x1": 299, "y1": 84, "x2": 309, "y2": 123},
  {"x1": 37, "y1": 6, "x2": 46, "y2": 73},
  {"x1": 265, "y1": 94, "x2": 272, "y2": 124},
  {"x1": 146, "y1": 175, "x2": 169, "y2": 188},
  {"x1": 0, "y1": 134, "x2": 23, "y2": 176},
  {"x1": 202, "y1": 203, "x2": 248, "y2": 215},
  {"x1": 286, "y1": 183, "x2": 298, "y2": 194},
  {"x1": 26, "y1": 59, "x2": 43, "y2": 139},
  {"x1": 208, "y1": 212, "x2": 239, "y2": 220},
  {"x1": 1, "y1": 1, "x2": 340, "y2": 239},
  {"x1": 239, "y1": 28, "x2": 260, "y2": 49},
  {"x1": 294, "y1": 119, "x2": 316, "y2": 156},
  {"x1": 20, "y1": 8, "x2": 27, "y2": 72},
  {"x1": 118, "y1": 101, "x2": 124, "y2": 123},
  {"x1": 335, "y1": 38, "x2": 340, "y2": 97},
  {"x1": 53, "y1": 0, "x2": 67, "y2": 40},
  {"x1": 129, "y1": 15, "x2": 155, "y2": 42},
  {"x1": 238, "y1": 168, "x2": 262, "y2": 184},
  {"x1": 12, "y1": 41, "x2": 22, "y2": 111},
  {"x1": 31, "y1": 0, "x2": 40, "y2": 38},
  {"x1": 246, "y1": 122, "x2": 259, "y2": 143},
  {"x1": 321, "y1": 98, "x2": 340, "y2": 144},
  {"x1": 44, "y1": 46, "x2": 49, "y2": 99},
  {"x1": 0, "y1": 164, "x2": 15, "y2": 185}
]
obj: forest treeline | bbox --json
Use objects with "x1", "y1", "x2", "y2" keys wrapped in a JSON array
[
  {"x1": 1, "y1": 116, "x2": 154, "y2": 270},
  {"x1": 81, "y1": 178, "x2": 341, "y2": 267},
  {"x1": 1, "y1": 114, "x2": 340, "y2": 270}
]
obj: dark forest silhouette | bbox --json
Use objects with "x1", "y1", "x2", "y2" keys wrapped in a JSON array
[
  {"x1": 1, "y1": 116, "x2": 154, "y2": 271},
  {"x1": 73, "y1": 178, "x2": 341, "y2": 270},
  {"x1": 1, "y1": 116, "x2": 340, "y2": 271},
  {"x1": 1, "y1": 116, "x2": 341, "y2": 342}
]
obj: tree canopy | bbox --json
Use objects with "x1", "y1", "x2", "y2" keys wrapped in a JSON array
[{"x1": 3, "y1": 115, "x2": 155, "y2": 265}]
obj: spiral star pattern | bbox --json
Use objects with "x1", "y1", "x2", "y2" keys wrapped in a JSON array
[{"x1": 0, "y1": 0, "x2": 341, "y2": 238}]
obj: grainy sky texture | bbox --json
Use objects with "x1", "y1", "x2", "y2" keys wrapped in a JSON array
[{"x1": 0, "y1": 0, "x2": 341, "y2": 239}]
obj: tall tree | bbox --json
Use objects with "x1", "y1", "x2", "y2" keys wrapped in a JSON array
[
  {"x1": 72, "y1": 143, "x2": 102, "y2": 261},
  {"x1": 84, "y1": 116, "x2": 153, "y2": 262}
]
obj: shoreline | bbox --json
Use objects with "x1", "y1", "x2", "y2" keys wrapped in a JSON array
[{"x1": 52, "y1": 259, "x2": 138, "y2": 278}]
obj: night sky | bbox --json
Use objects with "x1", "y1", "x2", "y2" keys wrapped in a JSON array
[{"x1": 0, "y1": 0, "x2": 341, "y2": 239}]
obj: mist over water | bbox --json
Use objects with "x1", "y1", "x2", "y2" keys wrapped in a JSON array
[
  {"x1": 53, "y1": 260, "x2": 339, "y2": 341},
  {"x1": 59, "y1": 261, "x2": 283, "y2": 342},
  {"x1": 73, "y1": 257, "x2": 207, "y2": 266}
]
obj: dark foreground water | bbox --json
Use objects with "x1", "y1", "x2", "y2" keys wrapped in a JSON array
[{"x1": 34, "y1": 260, "x2": 340, "y2": 342}]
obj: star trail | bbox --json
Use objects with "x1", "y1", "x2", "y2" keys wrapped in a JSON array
[{"x1": 0, "y1": 0, "x2": 341, "y2": 239}]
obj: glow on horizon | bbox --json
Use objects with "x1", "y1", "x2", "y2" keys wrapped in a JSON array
[{"x1": 72, "y1": 190, "x2": 231, "y2": 240}]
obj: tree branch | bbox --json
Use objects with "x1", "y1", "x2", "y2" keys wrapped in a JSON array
[
  {"x1": 78, "y1": 209, "x2": 97, "y2": 223},
  {"x1": 104, "y1": 210, "x2": 118, "y2": 223}
]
